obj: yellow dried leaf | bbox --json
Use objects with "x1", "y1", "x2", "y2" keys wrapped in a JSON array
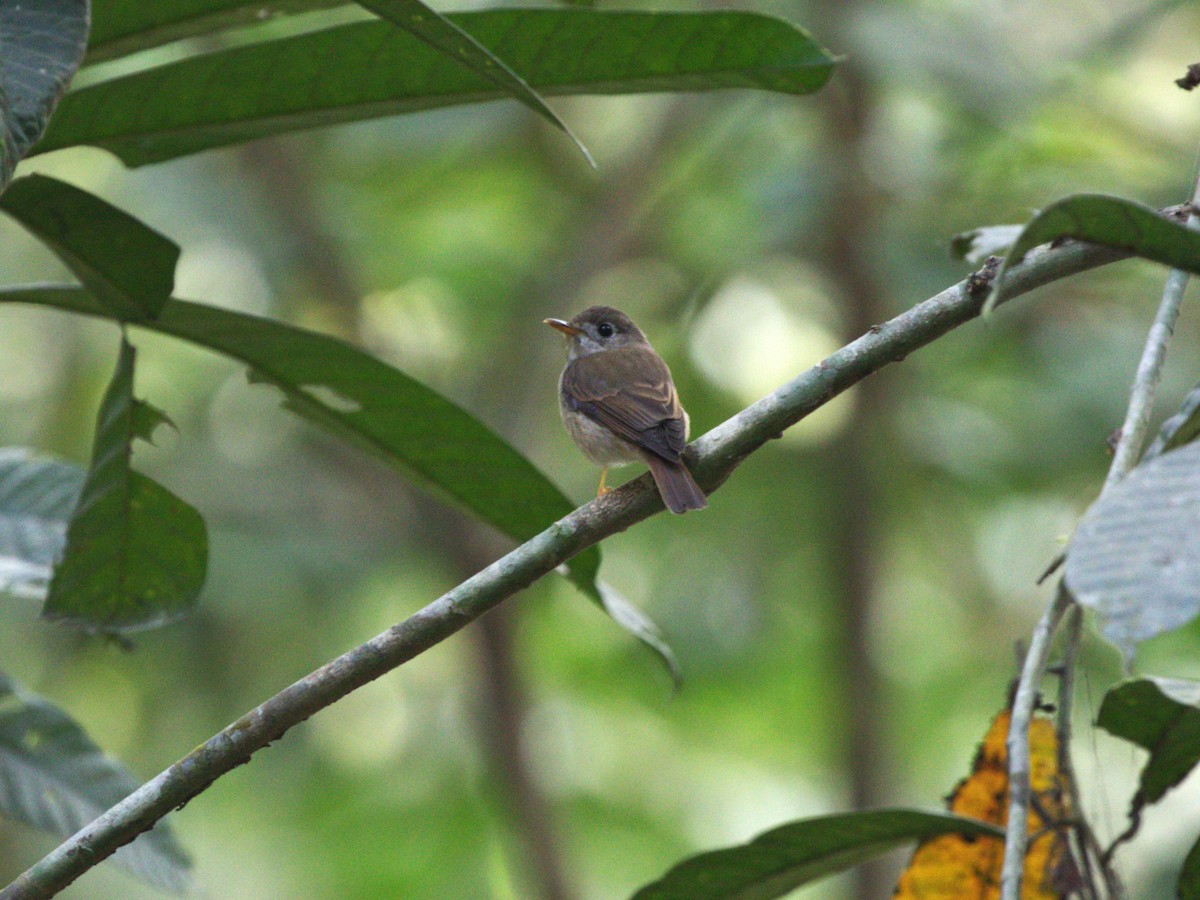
[{"x1": 893, "y1": 709, "x2": 1068, "y2": 899}]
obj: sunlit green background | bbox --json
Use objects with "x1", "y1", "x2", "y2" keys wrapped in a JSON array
[{"x1": 5, "y1": 1, "x2": 1200, "y2": 897}]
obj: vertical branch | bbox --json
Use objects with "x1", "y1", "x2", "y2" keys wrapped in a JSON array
[{"x1": 1000, "y1": 585, "x2": 1071, "y2": 900}]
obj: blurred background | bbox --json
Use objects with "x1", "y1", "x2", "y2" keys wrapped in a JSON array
[{"x1": 4, "y1": 1, "x2": 1200, "y2": 897}]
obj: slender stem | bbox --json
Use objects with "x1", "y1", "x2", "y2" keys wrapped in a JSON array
[
  {"x1": 1104, "y1": 267, "x2": 1193, "y2": 487},
  {"x1": 0, "y1": 232, "x2": 1143, "y2": 899},
  {"x1": 1000, "y1": 585, "x2": 1071, "y2": 900},
  {"x1": 1104, "y1": 189, "x2": 1200, "y2": 489}
]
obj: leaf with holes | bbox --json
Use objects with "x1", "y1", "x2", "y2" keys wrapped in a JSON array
[
  {"x1": 0, "y1": 449, "x2": 84, "y2": 601},
  {"x1": 0, "y1": 0, "x2": 89, "y2": 190},
  {"x1": 1064, "y1": 441, "x2": 1200, "y2": 659},
  {"x1": 43, "y1": 338, "x2": 207, "y2": 631},
  {"x1": 0, "y1": 670, "x2": 192, "y2": 892}
]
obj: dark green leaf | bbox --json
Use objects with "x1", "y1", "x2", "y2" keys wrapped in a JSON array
[
  {"x1": 1144, "y1": 379, "x2": 1200, "y2": 461},
  {"x1": 37, "y1": 11, "x2": 836, "y2": 166},
  {"x1": 0, "y1": 449, "x2": 84, "y2": 601},
  {"x1": 989, "y1": 194, "x2": 1200, "y2": 311},
  {"x1": 0, "y1": 175, "x2": 179, "y2": 321},
  {"x1": 357, "y1": 0, "x2": 593, "y2": 165},
  {"x1": 631, "y1": 809, "x2": 1003, "y2": 900},
  {"x1": 0, "y1": 670, "x2": 191, "y2": 892},
  {"x1": 88, "y1": 1, "x2": 345, "y2": 63},
  {"x1": 1181, "y1": 830, "x2": 1200, "y2": 900},
  {"x1": 1064, "y1": 441, "x2": 1200, "y2": 659},
  {"x1": 1097, "y1": 678, "x2": 1200, "y2": 805},
  {"x1": 44, "y1": 339, "x2": 207, "y2": 631},
  {"x1": 0, "y1": 0, "x2": 90, "y2": 189}
]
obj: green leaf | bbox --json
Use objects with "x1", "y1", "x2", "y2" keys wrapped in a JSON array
[
  {"x1": 0, "y1": 670, "x2": 192, "y2": 893},
  {"x1": 357, "y1": 0, "x2": 593, "y2": 166},
  {"x1": 91, "y1": 0, "x2": 595, "y2": 163},
  {"x1": 0, "y1": 449, "x2": 85, "y2": 601},
  {"x1": 36, "y1": 11, "x2": 836, "y2": 166},
  {"x1": 988, "y1": 194, "x2": 1200, "y2": 312},
  {"x1": 630, "y1": 809, "x2": 1003, "y2": 900},
  {"x1": 594, "y1": 581, "x2": 679, "y2": 687},
  {"x1": 44, "y1": 338, "x2": 207, "y2": 631},
  {"x1": 1064, "y1": 440, "x2": 1200, "y2": 659},
  {"x1": 88, "y1": 1, "x2": 346, "y2": 63},
  {"x1": 1097, "y1": 678, "x2": 1200, "y2": 805},
  {"x1": 0, "y1": 175, "x2": 179, "y2": 321},
  {"x1": 1181, "y1": 830, "x2": 1200, "y2": 900},
  {"x1": 0, "y1": 0, "x2": 90, "y2": 189},
  {"x1": 1144, "y1": 378, "x2": 1200, "y2": 461}
]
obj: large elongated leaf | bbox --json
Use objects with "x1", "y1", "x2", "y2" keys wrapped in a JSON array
[
  {"x1": 631, "y1": 810, "x2": 1003, "y2": 900},
  {"x1": 6, "y1": 286, "x2": 598, "y2": 580},
  {"x1": 0, "y1": 0, "x2": 90, "y2": 189},
  {"x1": 1064, "y1": 440, "x2": 1200, "y2": 658},
  {"x1": 90, "y1": 0, "x2": 593, "y2": 162},
  {"x1": 0, "y1": 175, "x2": 178, "y2": 321},
  {"x1": 44, "y1": 338, "x2": 208, "y2": 630},
  {"x1": 0, "y1": 671, "x2": 191, "y2": 892},
  {"x1": 989, "y1": 194, "x2": 1200, "y2": 310},
  {"x1": 1097, "y1": 678, "x2": 1200, "y2": 806},
  {"x1": 36, "y1": 11, "x2": 835, "y2": 166},
  {"x1": 0, "y1": 450, "x2": 85, "y2": 601},
  {"x1": 88, "y1": 1, "x2": 345, "y2": 62}
]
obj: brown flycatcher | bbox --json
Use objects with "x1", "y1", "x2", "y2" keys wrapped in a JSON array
[{"x1": 545, "y1": 306, "x2": 707, "y2": 514}]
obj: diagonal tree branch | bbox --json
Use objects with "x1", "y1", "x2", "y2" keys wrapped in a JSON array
[{"x1": 0, "y1": 234, "x2": 1134, "y2": 899}]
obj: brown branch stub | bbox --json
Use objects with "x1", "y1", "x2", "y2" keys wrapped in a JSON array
[
  {"x1": 1175, "y1": 63, "x2": 1200, "y2": 91},
  {"x1": 965, "y1": 255, "x2": 1002, "y2": 296}
]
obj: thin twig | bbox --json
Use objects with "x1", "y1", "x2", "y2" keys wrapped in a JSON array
[
  {"x1": 1055, "y1": 602, "x2": 1086, "y2": 896},
  {"x1": 1105, "y1": 177, "x2": 1200, "y2": 487},
  {"x1": 1001, "y1": 584, "x2": 1072, "y2": 900},
  {"x1": 0, "y1": 231, "x2": 1139, "y2": 899}
]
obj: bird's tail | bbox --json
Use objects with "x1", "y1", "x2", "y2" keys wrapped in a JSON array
[{"x1": 644, "y1": 455, "x2": 707, "y2": 514}]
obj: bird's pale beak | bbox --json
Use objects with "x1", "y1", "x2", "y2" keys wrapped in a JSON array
[{"x1": 544, "y1": 318, "x2": 584, "y2": 337}]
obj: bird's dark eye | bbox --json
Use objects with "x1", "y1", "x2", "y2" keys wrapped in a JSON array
[{"x1": 596, "y1": 322, "x2": 615, "y2": 338}]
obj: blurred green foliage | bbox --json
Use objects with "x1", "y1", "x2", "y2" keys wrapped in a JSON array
[{"x1": 5, "y1": 0, "x2": 1200, "y2": 897}]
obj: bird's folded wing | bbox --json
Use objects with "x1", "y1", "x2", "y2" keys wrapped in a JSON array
[{"x1": 562, "y1": 348, "x2": 687, "y2": 461}]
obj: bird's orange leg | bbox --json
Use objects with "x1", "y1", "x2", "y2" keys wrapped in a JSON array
[{"x1": 597, "y1": 467, "x2": 610, "y2": 497}]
